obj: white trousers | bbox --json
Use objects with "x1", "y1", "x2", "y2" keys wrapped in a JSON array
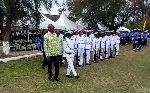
[
  {"x1": 84, "y1": 49, "x2": 90, "y2": 64},
  {"x1": 115, "y1": 43, "x2": 119, "y2": 56},
  {"x1": 66, "y1": 55, "x2": 77, "y2": 76},
  {"x1": 99, "y1": 48, "x2": 104, "y2": 60},
  {"x1": 93, "y1": 49, "x2": 98, "y2": 62},
  {"x1": 109, "y1": 43, "x2": 114, "y2": 56},
  {"x1": 78, "y1": 48, "x2": 84, "y2": 65},
  {"x1": 105, "y1": 45, "x2": 110, "y2": 58}
]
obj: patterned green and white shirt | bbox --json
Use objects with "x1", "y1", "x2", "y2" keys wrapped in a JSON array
[
  {"x1": 56, "y1": 36, "x2": 63, "y2": 55},
  {"x1": 44, "y1": 31, "x2": 59, "y2": 57}
]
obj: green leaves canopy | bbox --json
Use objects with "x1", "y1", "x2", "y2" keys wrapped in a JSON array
[{"x1": 67, "y1": 0, "x2": 150, "y2": 31}]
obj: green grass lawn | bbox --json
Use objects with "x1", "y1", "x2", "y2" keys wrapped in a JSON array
[{"x1": 1, "y1": 42, "x2": 150, "y2": 93}]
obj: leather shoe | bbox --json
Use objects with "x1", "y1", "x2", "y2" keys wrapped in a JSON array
[
  {"x1": 54, "y1": 78, "x2": 61, "y2": 82},
  {"x1": 66, "y1": 75, "x2": 73, "y2": 78},
  {"x1": 85, "y1": 63, "x2": 91, "y2": 65},
  {"x1": 48, "y1": 77, "x2": 54, "y2": 82},
  {"x1": 75, "y1": 75, "x2": 80, "y2": 79},
  {"x1": 100, "y1": 59, "x2": 103, "y2": 61}
]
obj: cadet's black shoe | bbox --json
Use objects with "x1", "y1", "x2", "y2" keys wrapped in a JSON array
[
  {"x1": 48, "y1": 77, "x2": 54, "y2": 82},
  {"x1": 76, "y1": 65, "x2": 80, "y2": 67},
  {"x1": 100, "y1": 59, "x2": 103, "y2": 61},
  {"x1": 54, "y1": 78, "x2": 61, "y2": 82},
  {"x1": 85, "y1": 63, "x2": 91, "y2": 65},
  {"x1": 66, "y1": 75, "x2": 73, "y2": 78},
  {"x1": 75, "y1": 75, "x2": 80, "y2": 79},
  {"x1": 109, "y1": 56, "x2": 113, "y2": 58},
  {"x1": 93, "y1": 61, "x2": 98, "y2": 63}
]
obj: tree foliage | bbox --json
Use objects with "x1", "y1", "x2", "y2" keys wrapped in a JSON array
[
  {"x1": 0, "y1": 0, "x2": 57, "y2": 41},
  {"x1": 67, "y1": 0, "x2": 150, "y2": 31},
  {"x1": 125, "y1": 17, "x2": 150, "y2": 31}
]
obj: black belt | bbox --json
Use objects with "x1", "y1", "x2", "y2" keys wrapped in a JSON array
[{"x1": 65, "y1": 52, "x2": 74, "y2": 55}]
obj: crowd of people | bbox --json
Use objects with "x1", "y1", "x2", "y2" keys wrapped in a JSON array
[{"x1": 38, "y1": 24, "x2": 149, "y2": 82}]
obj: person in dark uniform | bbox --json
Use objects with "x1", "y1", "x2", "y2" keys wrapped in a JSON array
[{"x1": 38, "y1": 29, "x2": 48, "y2": 69}]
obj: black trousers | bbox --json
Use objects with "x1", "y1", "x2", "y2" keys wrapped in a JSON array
[
  {"x1": 42, "y1": 51, "x2": 47, "y2": 66},
  {"x1": 47, "y1": 56, "x2": 59, "y2": 78},
  {"x1": 58, "y1": 55, "x2": 62, "y2": 66}
]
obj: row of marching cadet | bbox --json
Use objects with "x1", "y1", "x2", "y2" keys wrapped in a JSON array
[
  {"x1": 62, "y1": 29, "x2": 149, "y2": 67},
  {"x1": 62, "y1": 30, "x2": 121, "y2": 67}
]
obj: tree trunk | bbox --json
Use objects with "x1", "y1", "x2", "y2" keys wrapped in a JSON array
[
  {"x1": 0, "y1": 13, "x2": 4, "y2": 30},
  {"x1": 2, "y1": 16, "x2": 12, "y2": 55}
]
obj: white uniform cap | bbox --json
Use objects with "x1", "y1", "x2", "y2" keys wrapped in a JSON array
[
  {"x1": 66, "y1": 31, "x2": 73, "y2": 34},
  {"x1": 117, "y1": 31, "x2": 120, "y2": 33},
  {"x1": 106, "y1": 30, "x2": 110, "y2": 32},
  {"x1": 94, "y1": 32, "x2": 98, "y2": 34},
  {"x1": 111, "y1": 30, "x2": 114, "y2": 32},
  {"x1": 145, "y1": 30, "x2": 148, "y2": 32},
  {"x1": 110, "y1": 30, "x2": 114, "y2": 33},
  {"x1": 86, "y1": 30, "x2": 91, "y2": 32},
  {"x1": 78, "y1": 29, "x2": 83, "y2": 32}
]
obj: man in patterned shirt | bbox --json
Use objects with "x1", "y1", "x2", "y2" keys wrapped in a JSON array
[{"x1": 44, "y1": 24, "x2": 61, "y2": 82}]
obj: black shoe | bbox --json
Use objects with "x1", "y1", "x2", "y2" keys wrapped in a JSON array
[
  {"x1": 66, "y1": 75, "x2": 73, "y2": 78},
  {"x1": 48, "y1": 77, "x2": 54, "y2": 82},
  {"x1": 109, "y1": 56, "x2": 113, "y2": 58},
  {"x1": 75, "y1": 75, "x2": 80, "y2": 79},
  {"x1": 76, "y1": 65, "x2": 80, "y2": 67},
  {"x1": 85, "y1": 63, "x2": 91, "y2": 65},
  {"x1": 54, "y1": 78, "x2": 61, "y2": 82},
  {"x1": 42, "y1": 65, "x2": 46, "y2": 69},
  {"x1": 100, "y1": 59, "x2": 103, "y2": 61},
  {"x1": 93, "y1": 61, "x2": 98, "y2": 63}
]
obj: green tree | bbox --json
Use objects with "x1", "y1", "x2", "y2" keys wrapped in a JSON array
[
  {"x1": 0, "y1": 0, "x2": 57, "y2": 55},
  {"x1": 125, "y1": 17, "x2": 150, "y2": 31},
  {"x1": 67, "y1": 0, "x2": 150, "y2": 31}
]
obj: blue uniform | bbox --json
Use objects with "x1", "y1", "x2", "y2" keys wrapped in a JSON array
[
  {"x1": 120, "y1": 32, "x2": 123, "y2": 46},
  {"x1": 142, "y1": 33, "x2": 148, "y2": 46},
  {"x1": 133, "y1": 32, "x2": 139, "y2": 51},
  {"x1": 138, "y1": 32, "x2": 142, "y2": 49}
]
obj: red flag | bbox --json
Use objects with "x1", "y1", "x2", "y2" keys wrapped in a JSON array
[{"x1": 143, "y1": 16, "x2": 148, "y2": 33}]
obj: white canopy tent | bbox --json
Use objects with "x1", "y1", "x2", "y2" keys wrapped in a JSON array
[
  {"x1": 56, "y1": 12, "x2": 78, "y2": 30},
  {"x1": 39, "y1": 14, "x2": 64, "y2": 29},
  {"x1": 116, "y1": 27, "x2": 130, "y2": 32}
]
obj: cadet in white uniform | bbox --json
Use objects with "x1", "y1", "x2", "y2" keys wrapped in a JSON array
[
  {"x1": 104, "y1": 31, "x2": 110, "y2": 59},
  {"x1": 89, "y1": 30, "x2": 95, "y2": 52},
  {"x1": 114, "y1": 31, "x2": 120, "y2": 56},
  {"x1": 99, "y1": 32, "x2": 105, "y2": 61},
  {"x1": 84, "y1": 30, "x2": 91, "y2": 65},
  {"x1": 63, "y1": 31, "x2": 80, "y2": 79},
  {"x1": 109, "y1": 30, "x2": 115, "y2": 58},
  {"x1": 59, "y1": 30, "x2": 65, "y2": 39},
  {"x1": 92, "y1": 32, "x2": 99, "y2": 63},
  {"x1": 75, "y1": 30, "x2": 85, "y2": 67}
]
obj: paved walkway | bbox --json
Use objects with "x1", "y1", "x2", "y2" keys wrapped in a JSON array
[{"x1": 9, "y1": 50, "x2": 42, "y2": 56}]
